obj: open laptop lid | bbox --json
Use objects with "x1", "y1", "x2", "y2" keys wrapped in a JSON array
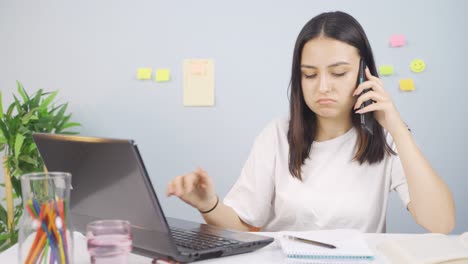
[{"x1": 32, "y1": 133, "x2": 179, "y2": 257}]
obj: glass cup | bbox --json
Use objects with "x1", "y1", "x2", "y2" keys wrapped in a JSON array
[
  {"x1": 18, "y1": 172, "x2": 74, "y2": 264},
  {"x1": 86, "y1": 220, "x2": 132, "y2": 264}
]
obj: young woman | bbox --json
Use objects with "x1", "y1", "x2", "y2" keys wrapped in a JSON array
[{"x1": 166, "y1": 11, "x2": 455, "y2": 233}]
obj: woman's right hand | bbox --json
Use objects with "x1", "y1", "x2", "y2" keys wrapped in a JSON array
[{"x1": 166, "y1": 168, "x2": 217, "y2": 212}]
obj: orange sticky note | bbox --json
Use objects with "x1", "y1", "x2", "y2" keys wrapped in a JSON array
[
  {"x1": 191, "y1": 62, "x2": 207, "y2": 76},
  {"x1": 399, "y1": 79, "x2": 415, "y2": 91},
  {"x1": 390, "y1": 34, "x2": 406, "y2": 47}
]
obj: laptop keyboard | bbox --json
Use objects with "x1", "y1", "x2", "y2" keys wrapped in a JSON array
[{"x1": 170, "y1": 227, "x2": 241, "y2": 250}]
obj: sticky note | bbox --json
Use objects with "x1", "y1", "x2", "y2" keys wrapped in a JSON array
[
  {"x1": 399, "y1": 79, "x2": 415, "y2": 91},
  {"x1": 137, "y1": 68, "x2": 152, "y2": 80},
  {"x1": 410, "y1": 59, "x2": 426, "y2": 73},
  {"x1": 379, "y1": 65, "x2": 394, "y2": 76},
  {"x1": 155, "y1": 68, "x2": 171, "y2": 82},
  {"x1": 191, "y1": 62, "x2": 207, "y2": 76},
  {"x1": 390, "y1": 34, "x2": 406, "y2": 47},
  {"x1": 183, "y1": 59, "x2": 215, "y2": 106}
]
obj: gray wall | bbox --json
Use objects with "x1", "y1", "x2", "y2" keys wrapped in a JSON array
[{"x1": 1, "y1": 0, "x2": 467, "y2": 234}]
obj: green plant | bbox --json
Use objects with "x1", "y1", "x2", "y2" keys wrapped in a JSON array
[{"x1": 0, "y1": 81, "x2": 81, "y2": 252}]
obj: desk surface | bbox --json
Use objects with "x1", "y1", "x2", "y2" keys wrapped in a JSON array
[{"x1": 0, "y1": 232, "x2": 419, "y2": 263}]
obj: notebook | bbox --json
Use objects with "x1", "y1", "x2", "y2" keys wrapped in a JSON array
[
  {"x1": 279, "y1": 229, "x2": 375, "y2": 264},
  {"x1": 377, "y1": 232, "x2": 468, "y2": 264}
]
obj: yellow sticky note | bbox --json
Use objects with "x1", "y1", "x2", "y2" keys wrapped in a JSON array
[
  {"x1": 155, "y1": 68, "x2": 170, "y2": 82},
  {"x1": 137, "y1": 68, "x2": 152, "y2": 80},
  {"x1": 183, "y1": 59, "x2": 215, "y2": 106},
  {"x1": 379, "y1": 65, "x2": 394, "y2": 76},
  {"x1": 410, "y1": 59, "x2": 426, "y2": 73},
  {"x1": 399, "y1": 79, "x2": 415, "y2": 91}
]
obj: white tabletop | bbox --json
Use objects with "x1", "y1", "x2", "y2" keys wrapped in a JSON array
[{"x1": 0, "y1": 231, "x2": 418, "y2": 263}]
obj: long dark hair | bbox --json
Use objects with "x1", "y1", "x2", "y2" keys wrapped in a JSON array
[{"x1": 287, "y1": 11, "x2": 395, "y2": 180}]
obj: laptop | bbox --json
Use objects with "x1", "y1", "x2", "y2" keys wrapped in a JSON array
[{"x1": 32, "y1": 133, "x2": 274, "y2": 263}]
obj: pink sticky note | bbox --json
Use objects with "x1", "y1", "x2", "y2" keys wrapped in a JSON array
[{"x1": 390, "y1": 34, "x2": 406, "y2": 47}]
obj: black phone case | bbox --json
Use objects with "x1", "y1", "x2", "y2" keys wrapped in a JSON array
[{"x1": 358, "y1": 60, "x2": 374, "y2": 135}]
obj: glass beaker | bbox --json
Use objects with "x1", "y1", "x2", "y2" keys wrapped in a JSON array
[
  {"x1": 86, "y1": 219, "x2": 132, "y2": 264},
  {"x1": 18, "y1": 172, "x2": 73, "y2": 264}
]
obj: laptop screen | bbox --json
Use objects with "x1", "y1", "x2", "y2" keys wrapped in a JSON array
[
  {"x1": 32, "y1": 133, "x2": 169, "y2": 234},
  {"x1": 33, "y1": 133, "x2": 274, "y2": 262}
]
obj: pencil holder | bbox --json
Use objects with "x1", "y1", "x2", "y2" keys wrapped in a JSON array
[{"x1": 18, "y1": 172, "x2": 74, "y2": 264}]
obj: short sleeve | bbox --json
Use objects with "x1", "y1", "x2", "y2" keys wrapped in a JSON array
[
  {"x1": 388, "y1": 134, "x2": 411, "y2": 209},
  {"x1": 223, "y1": 121, "x2": 277, "y2": 228}
]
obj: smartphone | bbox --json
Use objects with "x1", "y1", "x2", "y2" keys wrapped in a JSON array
[{"x1": 357, "y1": 59, "x2": 374, "y2": 135}]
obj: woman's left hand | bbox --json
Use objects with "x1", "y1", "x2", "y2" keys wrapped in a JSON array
[{"x1": 353, "y1": 67, "x2": 405, "y2": 134}]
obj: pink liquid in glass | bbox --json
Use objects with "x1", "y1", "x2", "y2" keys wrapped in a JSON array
[{"x1": 87, "y1": 234, "x2": 132, "y2": 264}]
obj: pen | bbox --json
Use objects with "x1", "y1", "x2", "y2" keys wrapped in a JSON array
[{"x1": 284, "y1": 235, "x2": 336, "y2": 249}]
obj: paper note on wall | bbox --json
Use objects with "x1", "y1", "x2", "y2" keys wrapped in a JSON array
[
  {"x1": 155, "y1": 68, "x2": 171, "y2": 82},
  {"x1": 390, "y1": 34, "x2": 406, "y2": 47},
  {"x1": 137, "y1": 68, "x2": 152, "y2": 80},
  {"x1": 399, "y1": 79, "x2": 415, "y2": 91},
  {"x1": 379, "y1": 65, "x2": 394, "y2": 76},
  {"x1": 183, "y1": 59, "x2": 215, "y2": 106},
  {"x1": 410, "y1": 59, "x2": 426, "y2": 73}
]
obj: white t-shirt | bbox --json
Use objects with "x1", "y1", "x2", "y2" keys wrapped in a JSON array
[{"x1": 223, "y1": 117, "x2": 410, "y2": 233}]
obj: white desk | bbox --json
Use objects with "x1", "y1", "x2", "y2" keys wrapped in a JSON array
[{"x1": 0, "y1": 232, "x2": 417, "y2": 263}]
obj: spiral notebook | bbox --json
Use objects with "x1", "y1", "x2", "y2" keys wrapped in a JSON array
[{"x1": 279, "y1": 229, "x2": 374, "y2": 264}]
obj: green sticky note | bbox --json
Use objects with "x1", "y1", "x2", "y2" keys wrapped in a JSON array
[
  {"x1": 379, "y1": 65, "x2": 394, "y2": 76},
  {"x1": 399, "y1": 79, "x2": 415, "y2": 91},
  {"x1": 155, "y1": 68, "x2": 170, "y2": 82},
  {"x1": 137, "y1": 68, "x2": 152, "y2": 80}
]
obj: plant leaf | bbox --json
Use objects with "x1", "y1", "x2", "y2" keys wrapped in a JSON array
[
  {"x1": 0, "y1": 119, "x2": 8, "y2": 141},
  {"x1": 0, "y1": 204, "x2": 7, "y2": 226},
  {"x1": 0, "y1": 128, "x2": 9, "y2": 150},
  {"x1": 0, "y1": 90, "x2": 4, "y2": 119},
  {"x1": 0, "y1": 239, "x2": 13, "y2": 253},
  {"x1": 6, "y1": 103, "x2": 15, "y2": 121},
  {"x1": 40, "y1": 90, "x2": 58, "y2": 109},
  {"x1": 13, "y1": 95, "x2": 23, "y2": 114},
  {"x1": 16, "y1": 81, "x2": 29, "y2": 104},
  {"x1": 48, "y1": 103, "x2": 65, "y2": 114},
  {"x1": 21, "y1": 107, "x2": 39, "y2": 125},
  {"x1": 28, "y1": 143, "x2": 37, "y2": 152},
  {"x1": 18, "y1": 155, "x2": 38, "y2": 166},
  {"x1": 10, "y1": 177, "x2": 22, "y2": 201},
  {"x1": 51, "y1": 103, "x2": 68, "y2": 130},
  {"x1": 60, "y1": 131, "x2": 79, "y2": 135},
  {"x1": 56, "y1": 114, "x2": 71, "y2": 132},
  {"x1": 0, "y1": 237, "x2": 8, "y2": 250},
  {"x1": 0, "y1": 133, "x2": 6, "y2": 151},
  {"x1": 61, "y1": 122, "x2": 81, "y2": 130},
  {"x1": 31, "y1": 89, "x2": 43, "y2": 108},
  {"x1": 14, "y1": 134, "x2": 25, "y2": 161}
]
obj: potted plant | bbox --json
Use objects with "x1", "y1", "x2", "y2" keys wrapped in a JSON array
[{"x1": 0, "y1": 81, "x2": 81, "y2": 252}]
